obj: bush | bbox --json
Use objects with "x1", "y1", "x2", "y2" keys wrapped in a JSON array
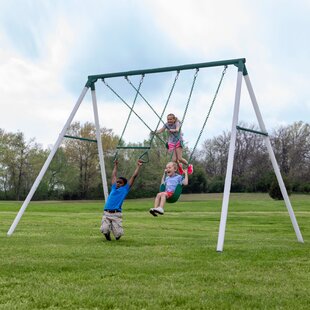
[
  {"x1": 292, "y1": 181, "x2": 310, "y2": 193},
  {"x1": 184, "y1": 166, "x2": 207, "y2": 193},
  {"x1": 231, "y1": 176, "x2": 245, "y2": 192},
  {"x1": 301, "y1": 183, "x2": 310, "y2": 193},
  {"x1": 268, "y1": 176, "x2": 292, "y2": 200},
  {"x1": 207, "y1": 177, "x2": 224, "y2": 193}
]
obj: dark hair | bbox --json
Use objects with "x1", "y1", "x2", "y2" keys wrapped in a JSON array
[{"x1": 118, "y1": 177, "x2": 128, "y2": 185}]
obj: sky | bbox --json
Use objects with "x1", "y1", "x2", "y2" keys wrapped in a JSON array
[{"x1": 1, "y1": 0, "x2": 309, "y2": 150}]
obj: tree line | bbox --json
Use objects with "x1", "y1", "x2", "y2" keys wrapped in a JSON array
[{"x1": 0, "y1": 121, "x2": 309, "y2": 201}]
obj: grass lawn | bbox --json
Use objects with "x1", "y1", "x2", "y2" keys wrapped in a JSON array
[{"x1": 0, "y1": 193, "x2": 309, "y2": 309}]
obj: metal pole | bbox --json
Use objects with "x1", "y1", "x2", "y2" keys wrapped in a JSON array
[
  {"x1": 7, "y1": 87, "x2": 89, "y2": 236},
  {"x1": 216, "y1": 69, "x2": 243, "y2": 252},
  {"x1": 243, "y1": 73, "x2": 304, "y2": 243},
  {"x1": 91, "y1": 87, "x2": 109, "y2": 201}
]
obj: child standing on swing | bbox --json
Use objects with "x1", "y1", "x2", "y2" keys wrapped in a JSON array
[
  {"x1": 152, "y1": 113, "x2": 193, "y2": 175},
  {"x1": 149, "y1": 161, "x2": 188, "y2": 216}
]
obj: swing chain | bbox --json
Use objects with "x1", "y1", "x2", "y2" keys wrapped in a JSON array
[
  {"x1": 125, "y1": 74, "x2": 145, "y2": 83},
  {"x1": 180, "y1": 68, "x2": 199, "y2": 127},
  {"x1": 194, "y1": 68, "x2": 199, "y2": 78},
  {"x1": 188, "y1": 65, "x2": 228, "y2": 163},
  {"x1": 125, "y1": 74, "x2": 167, "y2": 129},
  {"x1": 175, "y1": 68, "x2": 199, "y2": 140},
  {"x1": 111, "y1": 74, "x2": 145, "y2": 162},
  {"x1": 102, "y1": 77, "x2": 167, "y2": 146}
]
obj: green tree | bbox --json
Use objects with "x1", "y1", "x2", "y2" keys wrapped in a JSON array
[
  {"x1": 63, "y1": 122, "x2": 120, "y2": 199},
  {"x1": 271, "y1": 121, "x2": 310, "y2": 192},
  {"x1": 0, "y1": 130, "x2": 43, "y2": 200}
]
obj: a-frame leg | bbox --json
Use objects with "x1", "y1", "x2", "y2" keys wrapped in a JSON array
[
  {"x1": 243, "y1": 73, "x2": 304, "y2": 243},
  {"x1": 216, "y1": 68, "x2": 243, "y2": 252},
  {"x1": 90, "y1": 87, "x2": 109, "y2": 201},
  {"x1": 7, "y1": 86, "x2": 90, "y2": 236}
]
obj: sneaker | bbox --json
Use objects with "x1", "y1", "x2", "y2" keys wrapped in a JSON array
[
  {"x1": 149, "y1": 208, "x2": 158, "y2": 217},
  {"x1": 104, "y1": 232, "x2": 111, "y2": 241},
  {"x1": 187, "y1": 164, "x2": 193, "y2": 175},
  {"x1": 153, "y1": 207, "x2": 164, "y2": 215},
  {"x1": 178, "y1": 164, "x2": 184, "y2": 175}
]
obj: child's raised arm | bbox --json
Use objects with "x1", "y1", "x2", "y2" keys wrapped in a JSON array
[
  {"x1": 161, "y1": 169, "x2": 166, "y2": 184},
  {"x1": 111, "y1": 160, "x2": 118, "y2": 185},
  {"x1": 182, "y1": 169, "x2": 189, "y2": 186},
  {"x1": 151, "y1": 126, "x2": 165, "y2": 135},
  {"x1": 128, "y1": 160, "x2": 143, "y2": 188}
]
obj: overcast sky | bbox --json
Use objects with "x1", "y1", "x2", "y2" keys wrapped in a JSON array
[{"x1": 1, "y1": 0, "x2": 309, "y2": 150}]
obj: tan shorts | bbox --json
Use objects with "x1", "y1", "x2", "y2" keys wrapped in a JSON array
[{"x1": 100, "y1": 211, "x2": 124, "y2": 239}]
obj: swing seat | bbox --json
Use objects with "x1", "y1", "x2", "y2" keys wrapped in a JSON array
[{"x1": 159, "y1": 183, "x2": 183, "y2": 203}]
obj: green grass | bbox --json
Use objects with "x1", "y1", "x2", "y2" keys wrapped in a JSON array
[{"x1": 0, "y1": 193, "x2": 309, "y2": 309}]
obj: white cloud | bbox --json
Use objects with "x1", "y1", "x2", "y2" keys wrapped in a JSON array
[
  {"x1": 146, "y1": 0, "x2": 310, "y2": 134},
  {"x1": 0, "y1": 0, "x2": 309, "y2": 152},
  {"x1": 147, "y1": 0, "x2": 257, "y2": 57},
  {"x1": 0, "y1": 12, "x2": 86, "y2": 147}
]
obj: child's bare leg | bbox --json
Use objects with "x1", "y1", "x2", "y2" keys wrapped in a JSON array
[
  {"x1": 154, "y1": 193, "x2": 161, "y2": 208},
  {"x1": 172, "y1": 150, "x2": 177, "y2": 162},
  {"x1": 150, "y1": 192, "x2": 166, "y2": 216},
  {"x1": 179, "y1": 158, "x2": 188, "y2": 165},
  {"x1": 158, "y1": 193, "x2": 167, "y2": 209},
  {"x1": 176, "y1": 148, "x2": 188, "y2": 165}
]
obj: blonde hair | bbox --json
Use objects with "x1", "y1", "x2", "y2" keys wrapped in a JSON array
[{"x1": 166, "y1": 161, "x2": 178, "y2": 171}]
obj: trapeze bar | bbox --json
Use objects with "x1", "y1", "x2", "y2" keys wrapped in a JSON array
[
  {"x1": 236, "y1": 126, "x2": 268, "y2": 137},
  {"x1": 116, "y1": 146, "x2": 151, "y2": 149},
  {"x1": 86, "y1": 58, "x2": 246, "y2": 86},
  {"x1": 64, "y1": 135, "x2": 98, "y2": 143}
]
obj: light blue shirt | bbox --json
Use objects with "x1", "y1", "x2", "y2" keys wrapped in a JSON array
[
  {"x1": 104, "y1": 183, "x2": 130, "y2": 212},
  {"x1": 165, "y1": 174, "x2": 183, "y2": 192}
]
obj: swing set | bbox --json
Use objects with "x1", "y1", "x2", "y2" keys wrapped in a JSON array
[
  {"x1": 7, "y1": 58, "x2": 304, "y2": 252},
  {"x1": 103, "y1": 65, "x2": 227, "y2": 203}
]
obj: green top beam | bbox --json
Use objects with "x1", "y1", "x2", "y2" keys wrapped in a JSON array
[
  {"x1": 236, "y1": 126, "x2": 268, "y2": 137},
  {"x1": 64, "y1": 135, "x2": 97, "y2": 143},
  {"x1": 116, "y1": 146, "x2": 150, "y2": 149},
  {"x1": 85, "y1": 58, "x2": 246, "y2": 87}
]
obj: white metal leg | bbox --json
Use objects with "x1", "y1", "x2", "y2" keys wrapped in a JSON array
[
  {"x1": 7, "y1": 87, "x2": 89, "y2": 236},
  {"x1": 244, "y1": 74, "x2": 304, "y2": 243},
  {"x1": 91, "y1": 89, "x2": 109, "y2": 201},
  {"x1": 216, "y1": 70, "x2": 243, "y2": 252}
]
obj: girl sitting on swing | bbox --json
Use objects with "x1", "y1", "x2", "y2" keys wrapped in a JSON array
[
  {"x1": 152, "y1": 113, "x2": 193, "y2": 175},
  {"x1": 149, "y1": 161, "x2": 189, "y2": 216}
]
